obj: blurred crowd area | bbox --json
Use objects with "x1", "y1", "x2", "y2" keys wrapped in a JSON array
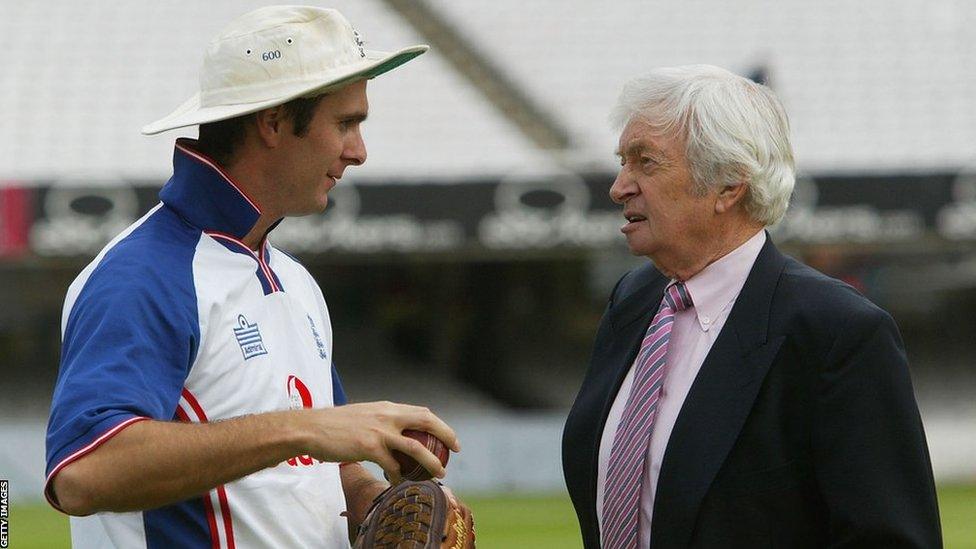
[{"x1": 1, "y1": 0, "x2": 975, "y2": 497}]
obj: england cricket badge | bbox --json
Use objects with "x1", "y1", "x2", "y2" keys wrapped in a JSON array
[{"x1": 352, "y1": 28, "x2": 366, "y2": 58}]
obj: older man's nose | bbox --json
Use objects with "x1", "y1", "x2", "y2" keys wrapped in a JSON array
[{"x1": 609, "y1": 171, "x2": 636, "y2": 204}]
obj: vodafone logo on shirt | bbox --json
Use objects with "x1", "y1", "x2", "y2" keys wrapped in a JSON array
[
  {"x1": 287, "y1": 375, "x2": 313, "y2": 410},
  {"x1": 286, "y1": 375, "x2": 320, "y2": 467}
]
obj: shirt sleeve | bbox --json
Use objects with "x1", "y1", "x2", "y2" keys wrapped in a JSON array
[{"x1": 45, "y1": 248, "x2": 199, "y2": 506}]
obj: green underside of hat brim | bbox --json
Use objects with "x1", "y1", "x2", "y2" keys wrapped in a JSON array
[
  {"x1": 142, "y1": 46, "x2": 428, "y2": 135},
  {"x1": 311, "y1": 47, "x2": 427, "y2": 95},
  {"x1": 364, "y1": 48, "x2": 426, "y2": 81}
]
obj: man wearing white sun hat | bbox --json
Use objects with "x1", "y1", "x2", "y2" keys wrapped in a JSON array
[{"x1": 44, "y1": 6, "x2": 460, "y2": 547}]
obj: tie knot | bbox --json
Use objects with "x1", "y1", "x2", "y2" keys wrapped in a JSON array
[{"x1": 664, "y1": 282, "x2": 693, "y2": 312}]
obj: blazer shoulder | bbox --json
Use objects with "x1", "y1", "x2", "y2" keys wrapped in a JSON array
[
  {"x1": 776, "y1": 255, "x2": 894, "y2": 339},
  {"x1": 612, "y1": 262, "x2": 666, "y2": 304}
]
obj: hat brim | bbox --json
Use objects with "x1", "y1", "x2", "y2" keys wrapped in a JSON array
[{"x1": 141, "y1": 45, "x2": 428, "y2": 135}]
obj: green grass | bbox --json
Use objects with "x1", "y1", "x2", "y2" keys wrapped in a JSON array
[
  {"x1": 938, "y1": 484, "x2": 976, "y2": 549},
  {"x1": 4, "y1": 504, "x2": 71, "y2": 549},
  {"x1": 466, "y1": 493, "x2": 583, "y2": 548},
  {"x1": 7, "y1": 486, "x2": 975, "y2": 548}
]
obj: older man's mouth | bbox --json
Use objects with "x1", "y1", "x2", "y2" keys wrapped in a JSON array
[{"x1": 622, "y1": 214, "x2": 647, "y2": 232}]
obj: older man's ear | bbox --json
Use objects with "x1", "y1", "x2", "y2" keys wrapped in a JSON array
[{"x1": 714, "y1": 182, "x2": 750, "y2": 214}]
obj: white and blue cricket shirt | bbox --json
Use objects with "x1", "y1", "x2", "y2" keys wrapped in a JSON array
[{"x1": 46, "y1": 139, "x2": 351, "y2": 548}]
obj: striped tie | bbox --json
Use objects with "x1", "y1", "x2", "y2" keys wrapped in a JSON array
[{"x1": 602, "y1": 282, "x2": 693, "y2": 549}]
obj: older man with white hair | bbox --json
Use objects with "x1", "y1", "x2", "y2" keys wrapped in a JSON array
[{"x1": 563, "y1": 65, "x2": 941, "y2": 548}]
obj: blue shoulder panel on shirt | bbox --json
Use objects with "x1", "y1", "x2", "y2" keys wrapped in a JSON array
[
  {"x1": 46, "y1": 206, "x2": 201, "y2": 477},
  {"x1": 332, "y1": 363, "x2": 347, "y2": 406}
]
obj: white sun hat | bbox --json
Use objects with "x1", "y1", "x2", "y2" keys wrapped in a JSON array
[{"x1": 142, "y1": 5, "x2": 428, "y2": 135}]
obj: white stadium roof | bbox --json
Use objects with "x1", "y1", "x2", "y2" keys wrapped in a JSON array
[
  {"x1": 432, "y1": 0, "x2": 976, "y2": 174},
  {"x1": 1, "y1": 0, "x2": 974, "y2": 183},
  {"x1": 0, "y1": 0, "x2": 550, "y2": 183}
]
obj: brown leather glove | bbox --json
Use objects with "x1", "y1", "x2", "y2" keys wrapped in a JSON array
[{"x1": 353, "y1": 480, "x2": 475, "y2": 548}]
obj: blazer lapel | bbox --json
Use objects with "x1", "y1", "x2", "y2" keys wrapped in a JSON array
[
  {"x1": 650, "y1": 236, "x2": 788, "y2": 548},
  {"x1": 604, "y1": 268, "x2": 670, "y2": 410},
  {"x1": 604, "y1": 272, "x2": 670, "y2": 422}
]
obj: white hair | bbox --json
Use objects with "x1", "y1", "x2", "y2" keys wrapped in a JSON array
[{"x1": 611, "y1": 65, "x2": 795, "y2": 226}]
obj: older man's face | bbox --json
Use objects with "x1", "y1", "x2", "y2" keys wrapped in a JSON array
[{"x1": 610, "y1": 118, "x2": 715, "y2": 269}]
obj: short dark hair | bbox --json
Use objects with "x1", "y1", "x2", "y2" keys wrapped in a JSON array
[{"x1": 196, "y1": 94, "x2": 327, "y2": 167}]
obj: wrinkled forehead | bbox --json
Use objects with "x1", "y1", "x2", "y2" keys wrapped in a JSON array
[{"x1": 615, "y1": 116, "x2": 684, "y2": 157}]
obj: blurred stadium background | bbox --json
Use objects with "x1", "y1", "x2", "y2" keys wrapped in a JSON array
[{"x1": 1, "y1": 0, "x2": 975, "y2": 546}]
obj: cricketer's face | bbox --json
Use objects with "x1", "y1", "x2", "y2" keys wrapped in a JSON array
[
  {"x1": 609, "y1": 118, "x2": 716, "y2": 272},
  {"x1": 277, "y1": 80, "x2": 369, "y2": 216}
]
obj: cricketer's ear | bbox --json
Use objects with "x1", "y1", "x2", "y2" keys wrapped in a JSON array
[
  {"x1": 254, "y1": 106, "x2": 286, "y2": 148},
  {"x1": 715, "y1": 181, "x2": 749, "y2": 214}
]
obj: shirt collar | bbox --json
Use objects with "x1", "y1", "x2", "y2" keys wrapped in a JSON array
[
  {"x1": 158, "y1": 138, "x2": 262, "y2": 239},
  {"x1": 682, "y1": 230, "x2": 767, "y2": 332}
]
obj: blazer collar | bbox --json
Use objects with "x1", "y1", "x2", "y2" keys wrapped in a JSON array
[
  {"x1": 609, "y1": 270, "x2": 669, "y2": 332},
  {"x1": 728, "y1": 232, "x2": 782, "y2": 352}
]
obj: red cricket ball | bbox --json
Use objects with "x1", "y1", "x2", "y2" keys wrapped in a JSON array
[{"x1": 393, "y1": 429, "x2": 450, "y2": 481}]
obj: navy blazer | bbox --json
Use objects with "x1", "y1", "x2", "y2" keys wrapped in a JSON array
[{"x1": 562, "y1": 236, "x2": 941, "y2": 548}]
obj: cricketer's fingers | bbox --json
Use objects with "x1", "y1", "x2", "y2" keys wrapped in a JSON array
[
  {"x1": 397, "y1": 404, "x2": 460, "y2": 453},
  {"x1": 390, "y1": 432, "x2": 447, "y2": 479}
]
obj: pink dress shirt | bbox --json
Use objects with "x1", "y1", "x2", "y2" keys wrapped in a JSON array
[{"x1": 596, "y1": 230, "x2": 766, "y2": 547}]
